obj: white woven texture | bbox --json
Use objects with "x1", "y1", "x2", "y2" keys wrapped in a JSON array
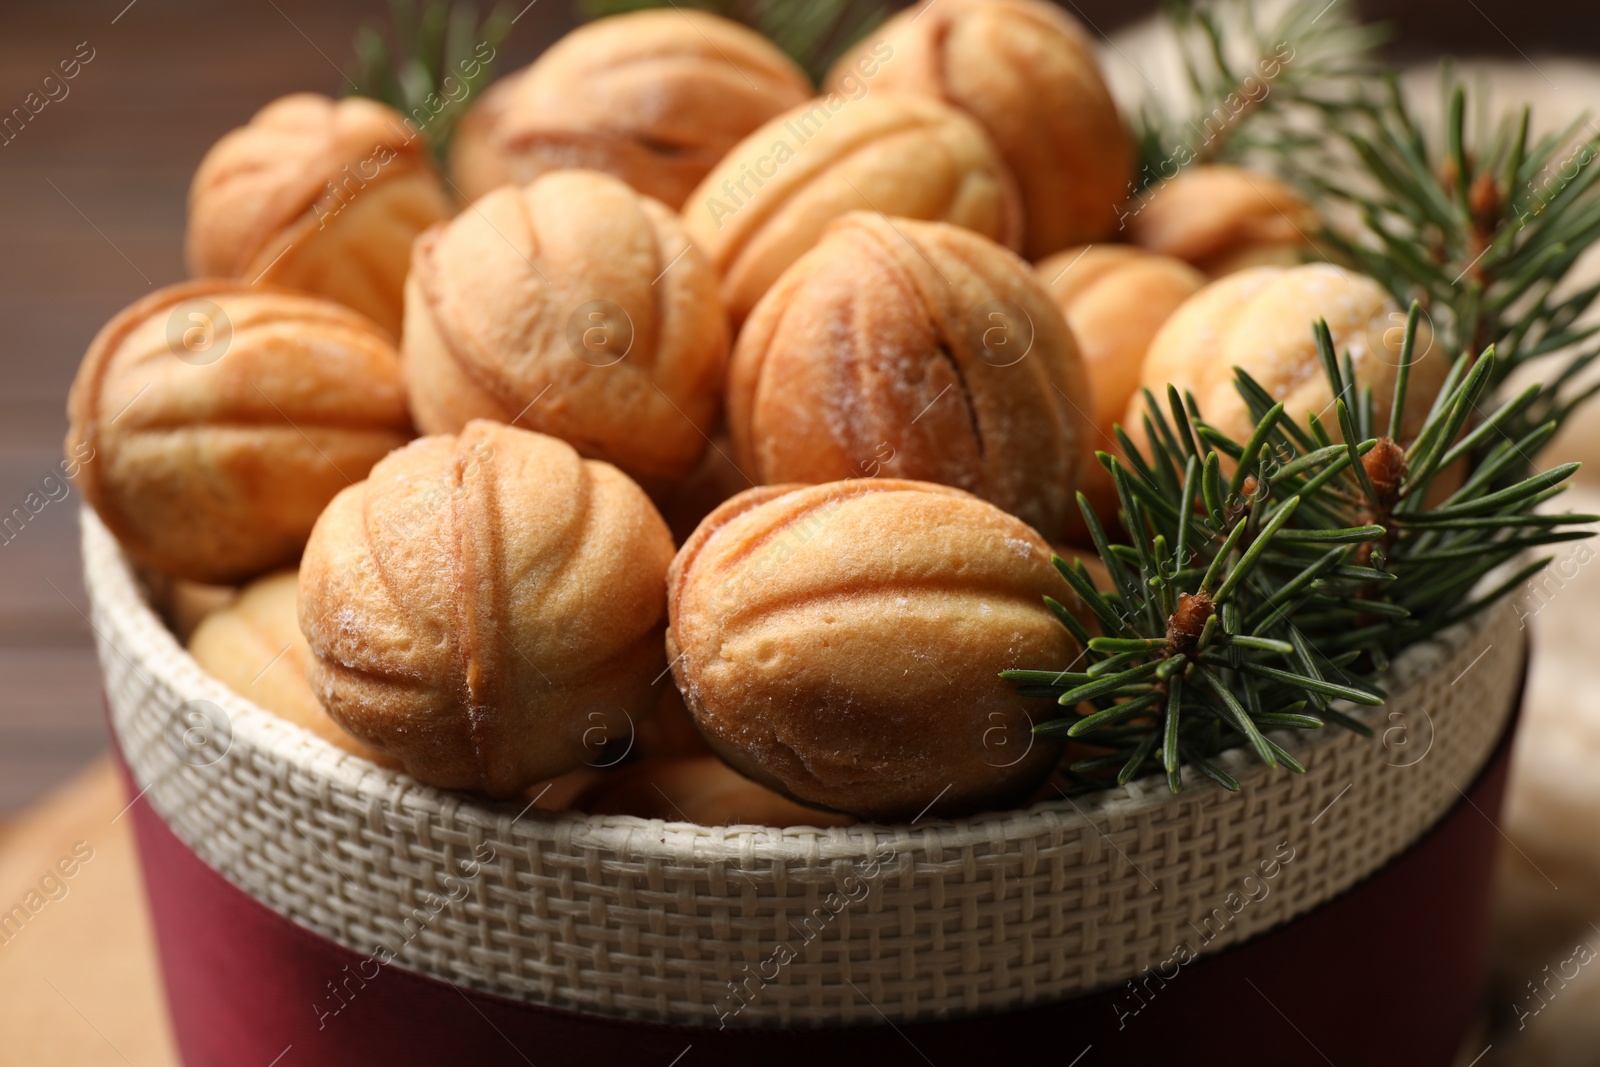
[{"x1": 85, "y1": 508, "x2": 1523, "y2": 1029}]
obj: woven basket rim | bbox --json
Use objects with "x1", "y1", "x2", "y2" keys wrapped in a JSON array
[
  {"x1": 89, "y1": 506, "x2": 1490, "y2": 848},
  {"x1": 90, "y1": 504, "x2": 1525, "y2": 1026}
]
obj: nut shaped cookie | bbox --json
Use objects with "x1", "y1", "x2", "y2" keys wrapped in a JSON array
[
  {"x1": 1128, "y1": 164, "x2": 1318, "y2": 278},
  {"x1": 298, "y1": 421, "x2": 675, "y2": 796},
  {"x1": 682, "y1": 91, "x2": 1022, "y2": 323},
  {"x1": 666, "y1": 479, "x2": 1075, "y2": 821},
  {"x1": 186, "y1": 93, "x2": 451, "y2": 336},
  {"x1": 403, "y1": 170, "x2": 729, "y2": 485},
  {"x1": 827, "y1": 0, "x2": 1131, "y2": 256},
  {"x1": 449, "y1": 10, "x2": 811, "y2": 208},
  {"x1": 1036, "y1": 245, "x2": 1205, "y2": 525},
  {"x1": 189, "y1": 571, "x2": 395, "y2": 765},
  {"x1": 575, "y1": 756, "x2": 854, "y2": 827},
  {"x1": 66, "y1": 280, "x2": 412, "y2": 584},
  {"x1": 729, "y1": 213, "x2": 1091, "y2": 540},
  {"x1": 1132, "y1": 264, "x2": 1447, "y2": 447}
]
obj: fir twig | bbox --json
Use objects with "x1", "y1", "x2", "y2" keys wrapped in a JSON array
[
  {"x1": 1015, "y1": 317, "x2": 1591, "y2": 795},
  {"x1": 1130, "y1": 0, "x2": 1385, "y2": 189},
  {"x1": 1281, "y1": 70, "x2": 1600, "y2": 480},
  {"x1": 346, "y1": 0, "x2": 514, "y2": 166}
]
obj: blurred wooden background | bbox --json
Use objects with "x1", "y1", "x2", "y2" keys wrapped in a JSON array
[
  {"x1": 0, "y1": 0, "x2": 573, "y2": 813},
  {"x1": 0, "y1": 0, "x2": 1592, "y2": 815}
]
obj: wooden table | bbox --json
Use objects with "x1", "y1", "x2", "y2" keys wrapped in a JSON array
[{"x1": 0, "y1": 759, "x2": 177, "y2": 1066}]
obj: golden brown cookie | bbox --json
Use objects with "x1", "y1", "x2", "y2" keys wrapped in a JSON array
[
  {"x1": 575, "y1": 756, "x2": 853, "y2": 827},
  {"x1": 186, "y1": 93, "x2": 451, "y2": 336},
  {"x1": 298, "y1": 421, "x2": 674, "y2": 797},
  {"x1": 1127, "y1": 164, "x2": 1318, "y2": 277},
  {"x1": 681, "y1": 91, "x2": 1022, "y2": 323},
  {"x1": 188, "y1": 571, "x2": 395, "y2": 765},
  {"x1": 1131, "y1": 264, "x2": 1446, "y2": 447},
  {"x1": 523, "y1": 767, "x2": 610, "y2": 813},
  {"x1": 402, "y1": 169, "x2": 729, "y2": 485},
  {"x1": 150, "y1": 577, "x2": 237, "y2": 644},
  {"x1": 827, "y1": 0, "x2": 1130, "y2": 257},
  {"x1": 666, "y1": 479, "x2": 1076, "y2": 822},
  {"x1": 728, "y1": 213, "x2": 1091, "y2": 540},
  {"x1": 65, "y1": 280, "x2": 412, "y2": 584},
  {"x1": 449, "y1": 10, "x2": 811, "y2": 208},
  {"x1": 1036, "y1": 245, "x2": 1205, "y2": 530}
]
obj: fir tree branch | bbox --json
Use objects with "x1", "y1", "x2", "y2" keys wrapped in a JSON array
[
  {"x1": 1016, "y1": 315, "x2": 1591, "y2": 795},
  {"x1": 1131, "y1": 0, "x2": 1385, "y2": 189},
  {"x1": 1282, "y1": 72, "x2": 1600, "y2": 475},
  {"x1": 346, "y1": 0, "x2": 515, "y2": 166}
]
